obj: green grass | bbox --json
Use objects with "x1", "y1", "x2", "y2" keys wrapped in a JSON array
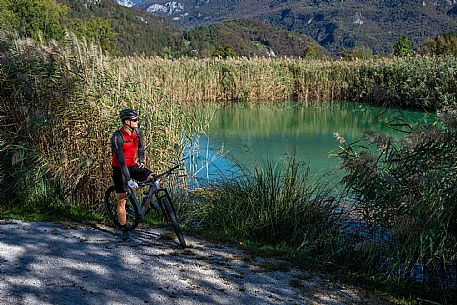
[{"x1": 0, "y1": 202, "x2": 105, "y2": 224}]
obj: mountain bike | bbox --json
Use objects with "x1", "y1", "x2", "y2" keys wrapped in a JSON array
[{"x1": 104, "y1": 164, "x2": 186, "y2": 248}]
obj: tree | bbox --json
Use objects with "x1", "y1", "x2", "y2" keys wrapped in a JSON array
[
  {"x1": 420, "y1": 32, "x2": 457, "y2": 56},
  {"x1": 342, "y1": 45, "x2": 372, "y2": 60},
  {"x1": 0, "y1": 0, "x2": 67, "y2": 41},
  {"x1": 212, "y1": 45, "x2": 236, "y2": 59},
  {"x1": 393, "y1": 36, "x2": 414, "y2": 57},
  {"x1": 303, "y1": 43, "x2": 329, "y2": 60},
  {"x1": 0, "y1": 0, "x2": 17, "y2": 30},
  {"x1": 68, "y1": 17, "x2": 117, "y2": 53}
]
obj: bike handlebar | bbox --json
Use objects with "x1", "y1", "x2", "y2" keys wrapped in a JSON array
[{"x1": 137, "y1": 164, "x2": 180, "y2": 187}]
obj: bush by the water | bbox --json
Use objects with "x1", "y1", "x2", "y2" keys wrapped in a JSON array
[
  {"x1": 183, "y1": 108, "x2": 457, "y2": 302},
  {"x1": 184, "y1": 157, "x2": 347, "y2": 259},
  {"x1": 336, "y1": 105, "x2": 457, "y2": 300}
]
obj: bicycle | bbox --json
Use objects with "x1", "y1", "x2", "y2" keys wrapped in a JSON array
[{"x1": 104, "y1": 164, "x2": 186, "y2": 248}]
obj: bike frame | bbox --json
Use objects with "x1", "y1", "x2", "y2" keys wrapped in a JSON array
[
  {"x1": 105, "y1": 163, "x2": 186, "y2": 247},
  {"x1": 129, "y1": 164, "x2": 180, "y2": 221}
]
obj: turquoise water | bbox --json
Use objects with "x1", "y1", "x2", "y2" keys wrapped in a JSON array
[{"x1": 185, "y1": 103, "x2": 435, "y2": 183}]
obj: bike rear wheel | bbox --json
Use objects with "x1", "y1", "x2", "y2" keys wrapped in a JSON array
[
  {"x1": 104, "y1": 186, "x2": 140, "y2": 231},
  {"x1": 160, "y1": 196, "x2": 186, "y2": 248}
]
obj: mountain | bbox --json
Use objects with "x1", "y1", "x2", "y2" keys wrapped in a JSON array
[
  {"x1": 185, "y1": 18, "x2": 318, "y2": 57},
  {"x1": 44, "y1": 0, "x2": 318, "y2": 57},
  {"x1": 58, "y1": 0, "x2": 185, "y2": 56},
  {"x1": 122, "y1": 0, "x2": 457, "y2": 55},
  {"x1": 53, "y1": 0, "x2": 320, "y2": 57},
  {"x1": 116, "y1": 0, "x2": 144, "y2": 7}
]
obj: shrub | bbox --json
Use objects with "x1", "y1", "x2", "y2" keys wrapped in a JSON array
[
  {"x1": 211, "y1": 45, "x2": 237, "y2": 59},
  {"x1": 303, "y1": 43, "x2": 330, "y2": 60},
  {"x1": 420, "y1": 32, "x2": 457, "y2": 56},
  {"x1": 342, "y1": 45, "x2": 373, "y2": 60},
  {"x1": 393, "y1": 36, "x2": 414, "y2": 56},
  {"x1": 336, "y1": 105, "x2": 457, "y2": 299},
  {"x1": 186, "y1": 156, "x2": 348, "y2": 258}
]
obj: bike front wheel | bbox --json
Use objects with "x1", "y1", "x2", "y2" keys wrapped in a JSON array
[
  {"x1": 104, "y1": 186, "x2": 140, "y2": 231},
  {"x1": 160, "y1": 196, "x2": 186, "y2": 248}
]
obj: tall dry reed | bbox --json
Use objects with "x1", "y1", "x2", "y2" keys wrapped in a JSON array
[
  {"x1": 112, "y1": 56, "x2": 457, "y2": 110},
  {"x1": 0, "y1": 33, "x2": 210, "y2": 209}
]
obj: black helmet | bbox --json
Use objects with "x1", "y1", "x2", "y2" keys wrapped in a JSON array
[{"x1": 119, "y1": 108, "x2": 138, "y2": 122}]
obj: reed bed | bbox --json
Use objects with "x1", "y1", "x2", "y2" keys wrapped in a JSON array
[
  {"x1": 0, "y1": 33, "x2": 211, "y2": 209},
  {"x1": 112, "y1": 56, "x2": 457, "y2": 110}
]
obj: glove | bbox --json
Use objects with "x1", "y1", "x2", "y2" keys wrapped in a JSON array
[
  {"x1": 139, "y1": 162, "x2": 145, "y2": 169},
  {"x1": 127, "y1": 179, "x2": 138, "y2": 189}
]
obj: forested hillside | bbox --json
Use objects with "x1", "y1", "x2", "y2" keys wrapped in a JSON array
[
  {"x1": 0, "y1": 0, "x2": 319, "y2": 57},
  {"x1": 1, "y1": 0, "x2": 455, "y2": 57},
  {"x1": 59, "y1": 0, "x2": 185, "y2": 56},
  {"x1": 130, "y1": 0, "x2": 457, "y2": 54},
  {"x1": 63, "y1": 0, "x2": 319, "y2": 57},
  {"x1": 185, "y1": 19, "x2": 319, "y2": 57}
]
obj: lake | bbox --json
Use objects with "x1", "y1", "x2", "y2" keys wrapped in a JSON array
[{"x1": 185, "y1": 102, "x2": 435, "y2": 184}]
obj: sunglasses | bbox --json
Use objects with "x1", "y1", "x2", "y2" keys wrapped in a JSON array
[{"x1": 129, "y1": 117, "x2": 139, "y2": 122}]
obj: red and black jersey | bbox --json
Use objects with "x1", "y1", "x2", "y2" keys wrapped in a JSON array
[{"x1": 111, "y1": 127, "x2": 145, "y2": 181}]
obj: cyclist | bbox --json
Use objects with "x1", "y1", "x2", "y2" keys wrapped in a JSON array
[{"x1": 111, "y1": 108, "x2": 154, "y2": 241}]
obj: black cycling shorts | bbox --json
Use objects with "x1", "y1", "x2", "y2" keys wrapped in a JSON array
[{"x1": 112, "y1": 164, "x2": 153, "y2": 193}]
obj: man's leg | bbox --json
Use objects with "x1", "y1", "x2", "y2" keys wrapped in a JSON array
[
  {"x1": 116, "y1": 193, "x2": 127, "y2": 226},
  {"x1": 116, "y1": 192, "x2": 130, "y2": 241}
]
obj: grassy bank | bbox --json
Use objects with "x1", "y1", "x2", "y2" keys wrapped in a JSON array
[{"x1": 182, "y1": 125, "x2": 457, "y2": 303}]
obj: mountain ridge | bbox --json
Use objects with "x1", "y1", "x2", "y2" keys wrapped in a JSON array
[
  {"x1": 59, "y1": 0, "x2": 185, "y2": 56},
  {"x1": 120, "y1": 0, "x2": 457, "y2": 54},
  {"x1": 54, "y1": 0, "x2": 319, "y2": 57},
  {"x1": 185, "y1": 18, "x2": 319, "y2": 57}
]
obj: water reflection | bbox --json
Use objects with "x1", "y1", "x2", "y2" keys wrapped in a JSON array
[{"x1": 187, "y1": 103, "x2": 435, "y2": 183}]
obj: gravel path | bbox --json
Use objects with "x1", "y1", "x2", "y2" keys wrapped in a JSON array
[{"x1": 0, "y1": 220, "x2": 390, "y2": 305}]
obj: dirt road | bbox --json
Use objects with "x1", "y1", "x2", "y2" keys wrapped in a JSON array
[{"x1": 0, "y1": 220, "x2": 390, "y2": 305}]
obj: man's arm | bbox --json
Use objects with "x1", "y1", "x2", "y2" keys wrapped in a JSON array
[
  {"x1": 136, "y1": 128, "x2": 145, "y2": 164},
  {"x1": 112, "y1": 132, "x2": 131, "y2": 181}
]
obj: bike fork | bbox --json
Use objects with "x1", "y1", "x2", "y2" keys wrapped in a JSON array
[{"x1": 155, "y1": 189, "x2": 177, "y2": 218}]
